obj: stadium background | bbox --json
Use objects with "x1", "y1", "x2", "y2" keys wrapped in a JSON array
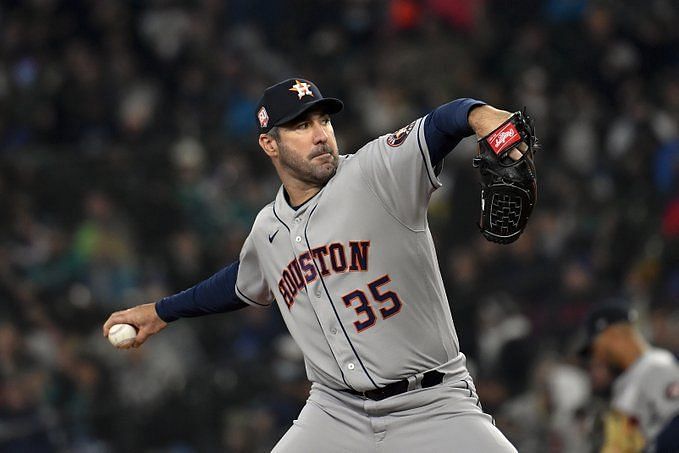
[{"x1": 1, "y1": 0, "x2": 677, "y2": 451}]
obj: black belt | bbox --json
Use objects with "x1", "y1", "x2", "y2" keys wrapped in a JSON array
[{"x1": 344, "y1": 370, "x2": 444, "y2": 401}]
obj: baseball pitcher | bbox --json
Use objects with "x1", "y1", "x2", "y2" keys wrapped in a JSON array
[{"x1": 103, "y1": 78, "x2": 538, "y2": 452}]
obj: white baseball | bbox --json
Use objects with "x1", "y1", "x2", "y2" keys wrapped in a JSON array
[{"x1": 108, "y1": 323, "x2": 137, "y2": 348}]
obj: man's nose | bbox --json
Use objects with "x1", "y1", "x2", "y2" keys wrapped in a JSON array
[{"x1": 312, "y1": 122, "x2": 328, "y2": 144}]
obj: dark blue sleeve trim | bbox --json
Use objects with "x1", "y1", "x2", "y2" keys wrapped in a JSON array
[
  {"x1": 155, "y1": 260, "x2": 248, "y2": 322},
  {"x1": 424, "y1": 98, "x2": 486, "y2": 167}
]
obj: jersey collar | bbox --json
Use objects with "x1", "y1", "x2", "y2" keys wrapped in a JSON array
[{"x1": 274, "y1": 184, "x2": 323, "y2": 225}]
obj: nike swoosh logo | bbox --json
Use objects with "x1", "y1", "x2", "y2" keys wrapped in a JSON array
[{"x1": 268, "y1": 229, "x2": 280, "y2": 243}]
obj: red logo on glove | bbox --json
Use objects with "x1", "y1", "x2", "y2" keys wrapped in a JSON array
[{"x1": 487, "y1": 122, "x2": 521, "y2": 155}]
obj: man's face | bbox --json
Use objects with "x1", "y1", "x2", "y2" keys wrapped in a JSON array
[
  {"x1": 272, "y1": 111, "x2": 339, "y2": 186},
  {"x1": 588, "y1": 328, "x2": 624, "y2": 395},
  {"x1": 588, "y1": 355, "x2": 615, "y2": 397}
]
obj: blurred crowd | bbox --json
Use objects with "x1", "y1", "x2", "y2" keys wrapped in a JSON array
[{"x1": 0, "y1": 0, "x2": 678, "y2": 451}]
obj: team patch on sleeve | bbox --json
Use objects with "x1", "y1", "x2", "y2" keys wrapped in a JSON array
[
  {"x1": 386, "y1": 121, "x2": 416, "y2": 147},
  {"x1": 666, "y1": 381, "x2": 679, "y2": 399}
]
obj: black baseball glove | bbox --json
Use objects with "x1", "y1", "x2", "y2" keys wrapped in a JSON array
[{"x1": 473, "y1": 109, "x2": 537, "y2": 244}]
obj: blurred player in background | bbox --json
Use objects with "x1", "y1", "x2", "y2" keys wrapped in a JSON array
[{"x1": 580, "y1": 305, "x2": 679, "y2": 453}]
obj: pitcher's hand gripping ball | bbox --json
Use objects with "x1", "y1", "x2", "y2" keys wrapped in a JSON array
[
  {"x1": 473, "y1": 110, "x2": 538, "y2": 244},
  {"x1": 108, "y1": 323, "x2": 137, "y2": 348}
]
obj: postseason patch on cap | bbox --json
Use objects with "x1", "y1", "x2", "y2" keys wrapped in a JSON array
[{"x1": 258, "y1": 106, "x2": 269, "y2": 128}]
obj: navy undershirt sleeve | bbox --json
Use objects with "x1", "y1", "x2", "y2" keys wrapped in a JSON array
[
  {"x1": 155, "y1": 260, "x2": 248, "y2": 322},
  {"x1": 423, "y1": 98, "x2": 486, "y2": 167}
]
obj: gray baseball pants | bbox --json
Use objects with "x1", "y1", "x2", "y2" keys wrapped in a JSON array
[{"x1": 272, "y1": 377, "x2": 517, "y2": 453}]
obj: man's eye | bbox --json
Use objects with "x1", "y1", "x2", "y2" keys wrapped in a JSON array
[
  {"x1": 322, "y1": 118, "x2": 331, "y2": 125},
  {"x1": 297, "y1": 122, "x2": 309, "y2": 129}
]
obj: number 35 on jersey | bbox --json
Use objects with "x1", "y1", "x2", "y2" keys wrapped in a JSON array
[{"x1": 276, "y1": 240, "x2": 403, "y2": 331}]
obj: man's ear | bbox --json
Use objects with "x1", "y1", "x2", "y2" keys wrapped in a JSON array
[{"x1": 259, "y1": 134, "x2": 278, "y2": 158}]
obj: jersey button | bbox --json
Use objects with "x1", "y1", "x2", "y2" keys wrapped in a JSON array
[
  {"x1": 295, "y1": 236, "x2": 302, "y2": 243},
  {"x1": 295, "y1": 218, "x2": 302, "y2": 223},
  {"x1": 347, "y1": 363, "x2": 355, "y2": 370},
  {"x1": 330, "y1": 328, "x2": 338, "y2": 334},
  {"x1": 315, "y1": 291, "x2": 322, "y2": 298}
]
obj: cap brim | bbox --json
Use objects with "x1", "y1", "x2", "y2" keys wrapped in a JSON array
[{"x1": 274, "y1": 98, "x2": 343, "y2": 127}]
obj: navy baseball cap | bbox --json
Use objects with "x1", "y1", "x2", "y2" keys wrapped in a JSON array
[
  {"x1": 255, "y1": 78, "x2": 343, "y2": 134},
  {"x1": 577, "y1": 303, "x2": 637, "y2": 358}
]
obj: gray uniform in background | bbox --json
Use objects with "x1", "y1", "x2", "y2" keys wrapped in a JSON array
[
  {"x1": 236, "y1": 116, "x2": 516, "y2": 452},
  {"x1": 611, "y1": 348, "x2": 679, "y2": 450}
]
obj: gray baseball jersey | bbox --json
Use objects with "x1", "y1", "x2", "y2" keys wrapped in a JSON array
[
  {"x1": 235, "y1": 116, "x2": 468, "y2": 392},
  {"x1": 611, "y1": 348, "x2": 679, "y2": 443}
]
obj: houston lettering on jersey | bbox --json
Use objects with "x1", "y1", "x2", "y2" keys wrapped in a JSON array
[{"x1": 278, "y1": 241, "x2": 370, "y2": 308}]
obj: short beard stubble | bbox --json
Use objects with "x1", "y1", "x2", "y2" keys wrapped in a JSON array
[{"x1": 276, "y1": 139, "x2": 339, "y2": 186}]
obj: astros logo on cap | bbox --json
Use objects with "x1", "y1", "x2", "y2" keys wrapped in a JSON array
[{"x1": 289, "y1": 80, "x2": 314, "y2": 99}]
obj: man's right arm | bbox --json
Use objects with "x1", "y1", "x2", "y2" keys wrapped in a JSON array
[
  {"x1": 155, "y1": 260, "x2": 248, "y2": 322},
  {"x1": 102, "y1": 260, "x2": 248, "y2": 347}
]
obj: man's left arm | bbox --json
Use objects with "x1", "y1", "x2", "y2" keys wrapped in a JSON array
[
  {"x1": 424, "y1": 99, "x2": 518, "y2": 167},
  {"x1": 426, "y1": 99, "x2": 538, "y2": 244},
  {"x1": 354, "y1": 98, "x2": 525, "y2": 231}
]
